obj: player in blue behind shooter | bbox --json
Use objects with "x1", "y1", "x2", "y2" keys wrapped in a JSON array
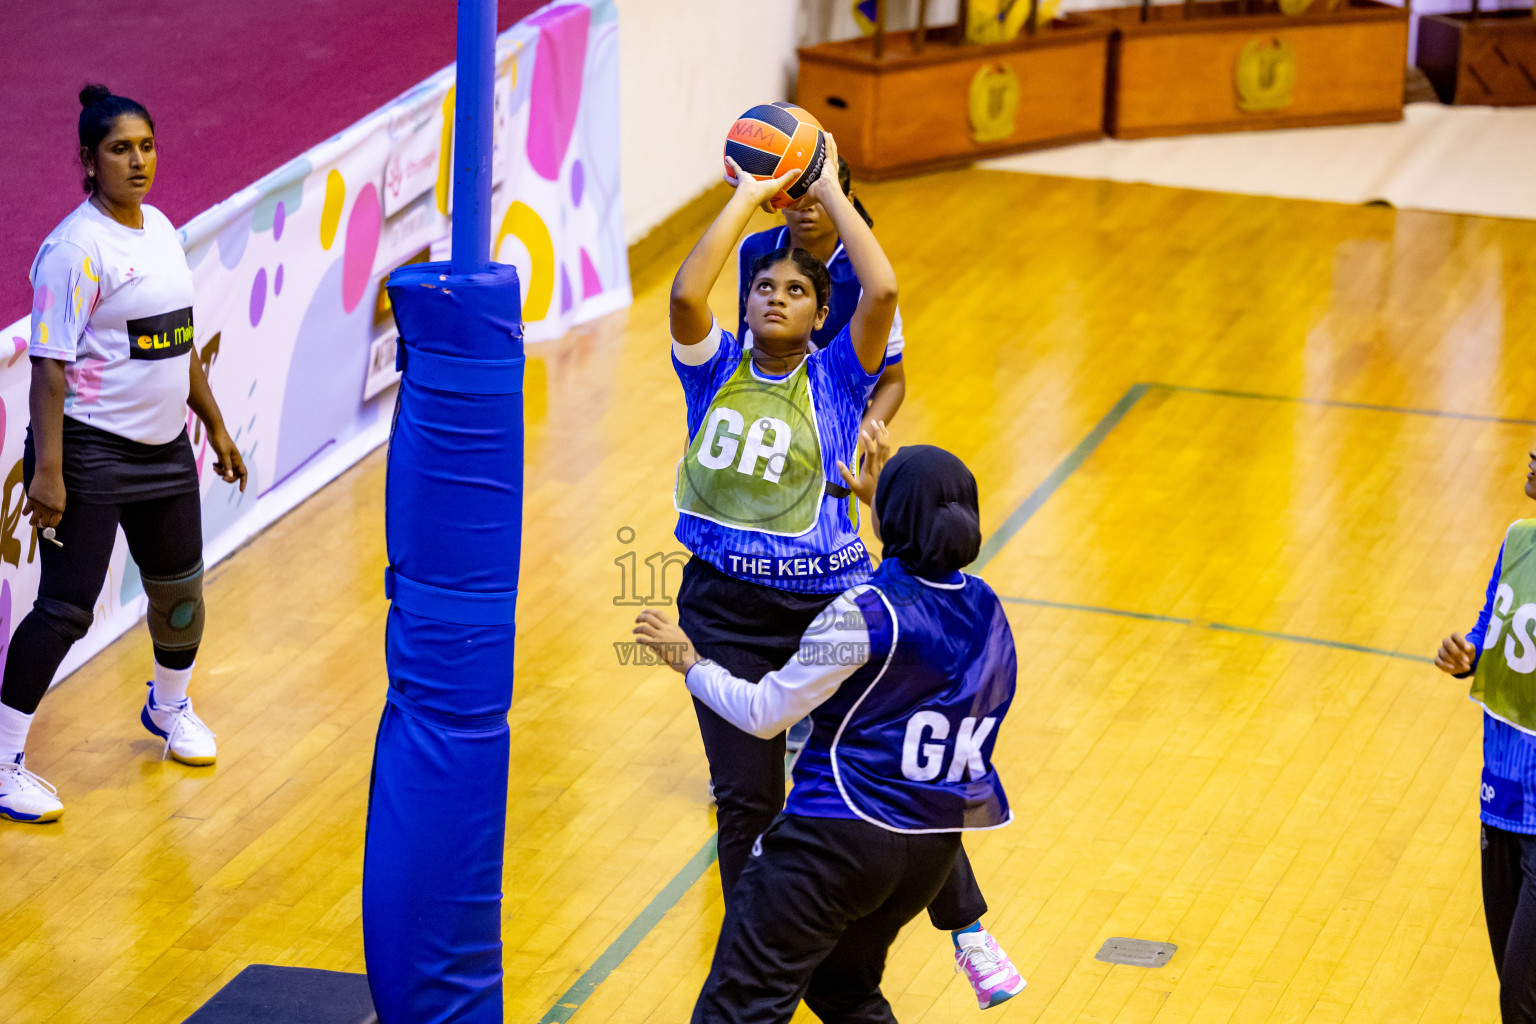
[
  {"x1": 665, "y1": 130, "x2": 1023, "y2": 1008},
  {"x1": 1434, "y1": 448, "x2": 1536, "y2": 1024},
  {"x1": 637, "y1": 444, "x2": 1019, "y2": 1021}
]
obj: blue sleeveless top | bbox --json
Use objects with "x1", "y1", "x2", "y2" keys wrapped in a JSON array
[{"x1": 786, "y1": 558, "x2": 1016, "y2": 831}]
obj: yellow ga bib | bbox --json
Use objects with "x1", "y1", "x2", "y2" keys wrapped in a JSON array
[
  {"x1": 674, "y1": 354, "x2": 825, "y2": 538},
  {"x1": 1472, "y1": 520, "x2": 1536, "y2": 734}
]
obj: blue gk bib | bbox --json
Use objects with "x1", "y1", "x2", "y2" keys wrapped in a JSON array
[{"x1": 787, "y1": 559, "x2": 1016, "y2": 832}]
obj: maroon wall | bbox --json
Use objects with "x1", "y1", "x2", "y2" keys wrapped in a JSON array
[{"x1": 2, "y1": 0, "x2": 546, "y2": 323}]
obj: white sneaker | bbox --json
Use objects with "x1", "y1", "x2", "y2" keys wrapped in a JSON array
[
  {"x1": 0, "y1": 754, "x2": 63, "y2": 823},
  {"x1": 141, "y1": 682, "x2": 217, "y2": 766}
]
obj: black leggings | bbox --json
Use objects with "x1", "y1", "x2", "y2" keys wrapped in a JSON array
[
  {"x1": 692, "y1": 814, "x2": 962, "y2": 1024},
  {"x1": 0, "y1": 488, "x2": 203, "y2": 715},
  {"x1": 1484, "y1": 823, "x2": 1536, "y2": 1023},
  {"x1": 680, "y1": 558, "x2": 988, "y2": 930}
]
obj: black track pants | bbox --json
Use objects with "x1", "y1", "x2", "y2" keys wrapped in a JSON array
[
  {"x1": 1484, "y1": 823, "x2": 1536, "y2": 1023},
  {"x1": 0, "y1": 489, "x2": 202, "y2": 714},
  {"x1": 692, "y1": 814, "x2": 962, "y2": 1024}
]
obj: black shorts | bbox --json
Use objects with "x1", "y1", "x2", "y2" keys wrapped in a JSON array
[
  {"x1": 26, "y1": 417, "x2": 199, "y2": 503},
  {"x1": 677, "y1": 556, "x2": 839, "y2": 661}
]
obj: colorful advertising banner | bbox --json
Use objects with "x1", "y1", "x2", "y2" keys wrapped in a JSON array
[{"x1": 0, "y1": 0, "x2": 626, "y2": 682}]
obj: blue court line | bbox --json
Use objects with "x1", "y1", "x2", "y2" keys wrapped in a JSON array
[
  {"x1": 536, "y1": 837, "x2": 719, "y2": 1023},
  {"x1": 998, "y1": 595, "x2": 1433, "y2": 664}
]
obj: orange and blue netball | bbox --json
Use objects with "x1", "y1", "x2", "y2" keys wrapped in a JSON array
[{"x1": 723, "y1": 102, "x2": 827, "y2": 210}]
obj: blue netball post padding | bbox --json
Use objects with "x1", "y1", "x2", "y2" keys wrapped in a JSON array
[
  {"x1": 396, "y1": 345, "x2": 525, "y2": 395},
  {"x1": 362, "y1": 260, "x2": 523, "y2": 1024},
  {"x1": 384, "y1": 566, "x2": 519, "y2": 625}
]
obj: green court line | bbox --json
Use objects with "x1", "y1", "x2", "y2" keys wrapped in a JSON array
[
  {"x1": 999, "y1": 594, "x2": 1192, "y2": 625},
  {"x1": 976, "y1": 381, "x2": 1536, "y2": 580},
  {"x1": 1207, "y1": 620, "x2": 1433, "y2": 662},
  {"x1": 536, "y1": 837, "x2": 718, "y2": 1023},
  {"x1": 999, "y1": 594, "x2": 1433, "y2": 663},
  {"x1": 971, "y1": 383, "x2": 1151, "y2": 572},
  {"x1": 1155, "y1": 383, "x2": 1536, "y2": 427}
]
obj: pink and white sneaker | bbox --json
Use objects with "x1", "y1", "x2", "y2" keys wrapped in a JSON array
[{"x1": 955, "y1": 931, "x2": 1026, "y2": 1009}]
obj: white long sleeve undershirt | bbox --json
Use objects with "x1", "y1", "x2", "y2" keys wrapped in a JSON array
[{"x1": 684, "y1": 587, "x2": 875, "y2": 739}]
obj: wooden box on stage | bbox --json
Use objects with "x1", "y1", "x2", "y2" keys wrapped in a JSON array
[
  {"x1": 1417, "y1": 10, "x2": 1536, "y2": 106},
  {"x1": 794, "y1": 22, "x2": 1114, "y2": 179},
  {"x1": 1083, "y1": 0, "x2": 1408, "y2": 139}
]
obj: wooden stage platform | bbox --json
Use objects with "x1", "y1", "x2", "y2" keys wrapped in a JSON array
[{"x1": 1, "y1": 168, "x2": 1533, "y2": 1023}]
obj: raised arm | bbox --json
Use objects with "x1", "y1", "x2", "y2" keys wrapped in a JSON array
[
  {"x1": 794, "y1": 135, "x2": 896, "y2": 374},
  {"x1": 670, "y1": 161, "x2": 800, "y2": 347}
]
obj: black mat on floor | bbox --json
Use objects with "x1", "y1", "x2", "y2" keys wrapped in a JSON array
[{"x1": 184, "y1": 965, "x2": 376, "y2": 1024}]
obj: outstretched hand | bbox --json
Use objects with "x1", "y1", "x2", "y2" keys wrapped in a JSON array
[
  {"x1": 633, "y1": 610, "x2": 700, "y2": 675},
  {"x1": 836, "y1": 419, "x2": 891, "y2": 507},
  {"x1": 725, "y1": 157, "x2": 801, "y2": 214}
]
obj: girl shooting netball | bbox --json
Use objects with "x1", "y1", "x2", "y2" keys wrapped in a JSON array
[
  {"x1": 660, "y1": 111, "x2": 1024, "y2": 1009},
  {"x1": 667, "y1": 123, "x2": 895, "y2": 894}
]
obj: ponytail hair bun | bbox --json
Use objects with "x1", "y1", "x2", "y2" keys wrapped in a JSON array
[{"x1": 79, "y1": 83, "x2": 112, "y2": 108}]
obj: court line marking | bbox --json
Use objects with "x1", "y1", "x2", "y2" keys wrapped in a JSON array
[
  {"x1": 971, "y1": 383, "x2": 1151, "y2": 572},
  {"x1": 537, "y1": 379, "x2": 1481, "y2": 1020},
  {"x1": 998, "y1": 595, "x2": 1433, "y2": 664},
  {"x1": 974, "y1": 380, "x2": 1535, "y2": 577},
  {"x1": 536, "y1": 839, "x2": 719, "y2": 1023},
  {"x1": 1156, "y1": 383, "x2": 1536, "y2": 427}
]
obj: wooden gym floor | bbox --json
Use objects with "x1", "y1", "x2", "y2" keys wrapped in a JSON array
[{"x1": 2, "y1": 168, "x2": 1534, "y2": 1024}]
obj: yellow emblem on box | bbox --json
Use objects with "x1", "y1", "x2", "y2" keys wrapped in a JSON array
[
  {"x1": 967, "y1": 0, "x2": 1063, "y2": 43},
  {"x1": 1235, "y1": 37, "x2": 1298, "y2": 112},
  {"x1": 969, "y1": 63, "x2": 1021, "y2": 143}
]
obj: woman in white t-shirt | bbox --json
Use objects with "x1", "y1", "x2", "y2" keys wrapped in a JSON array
[{"x1": 0, "y1": 85, "x2": 247, "y2": 823}]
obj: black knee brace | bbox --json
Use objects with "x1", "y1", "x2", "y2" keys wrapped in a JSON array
[{"x1": 32, "y1": 597, "x2": 94, "y2": 644}]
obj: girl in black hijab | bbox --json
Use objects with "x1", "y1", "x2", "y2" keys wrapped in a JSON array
[
  {"x1": 637, "y1": 444, "x2": 1025, "y2": 1019},
  {"x1": 873, "y1": 445, "x2": 982, "y2": 580}
]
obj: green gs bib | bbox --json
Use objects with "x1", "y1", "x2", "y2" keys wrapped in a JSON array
[
  {"x1": 674, "y1": 353, "x2": 825, "y2": 538},
  {"x1": 1472, "y1": 520, "x2": 1536, "y2": 733}
]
